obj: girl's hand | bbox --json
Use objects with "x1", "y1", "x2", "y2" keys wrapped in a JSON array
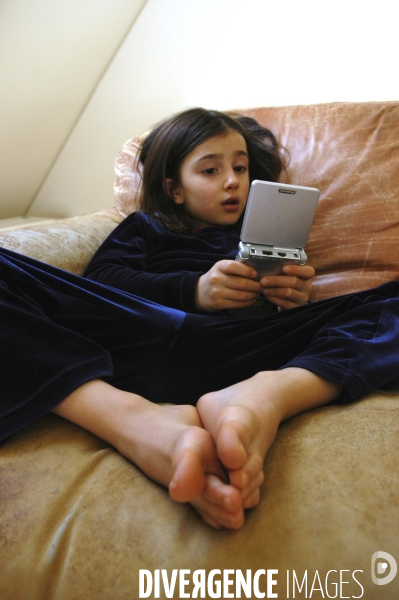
[
  {"x1": 196, "y1": 260, "x2": 261, "y2": 312},
  {"x1": 259, "y1": 264, "x2": 315, "y2": 310}
]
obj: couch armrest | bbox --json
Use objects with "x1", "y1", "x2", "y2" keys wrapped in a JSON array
[{"x1": 0, "y1": 208, "x2": 123, "y2": 275}]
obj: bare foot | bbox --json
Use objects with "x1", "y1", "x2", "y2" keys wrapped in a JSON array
[
  {"x1": 197, "y1": 372, "x2": 281, "y2": 508},
  {"x1": 197, "y1": 368, "x2": 342, "y2": 508},
  {"x1": 53, "y1": 381, "x2": 245, "y2": 529}
]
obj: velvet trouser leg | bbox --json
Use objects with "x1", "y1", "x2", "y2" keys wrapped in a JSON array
[
  {"x1": 158, "y1": 283, "x2": 399, "y2": 405},
  {"x1": 0, "y1": 248, "x2": 183, "y2": 442},
  {"x1": 1, "y1": 247, "x2": 398, "y2": 443}
]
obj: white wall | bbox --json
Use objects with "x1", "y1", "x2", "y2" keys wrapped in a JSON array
[
  {"x1": 2, "y1": 0, "x2": 398, "y2": 219},
  {"x1": 0, "y1": 0, "x2": 147, "y2": 219}
]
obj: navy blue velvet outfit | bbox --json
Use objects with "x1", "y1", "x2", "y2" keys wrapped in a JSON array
[
  {"x1": 84, "y1": 211, "x2": 247, "y2": 314},
  {"x1": 1, "y1": 213, "x2": 399, "y2": 443}
]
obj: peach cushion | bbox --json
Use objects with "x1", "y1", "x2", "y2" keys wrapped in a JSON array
[{"x1": 114, "y1": 102, "x2": 399, "y2": 301}]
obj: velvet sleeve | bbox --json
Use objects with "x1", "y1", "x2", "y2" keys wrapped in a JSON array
[{"x1": 84, "y1": 212, "x2": 202, "y2": 313}]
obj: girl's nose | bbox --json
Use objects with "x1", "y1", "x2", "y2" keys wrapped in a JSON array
[{"x1": 224, "y1": 170, "x2": 239, "y2": 189}]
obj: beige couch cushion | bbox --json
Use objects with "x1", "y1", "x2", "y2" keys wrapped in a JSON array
[
  {"x1": 0, "y1": 208, "x2": 123, "y2": 275},
  {"x1": 1, "y1": 388, "x2": 399, "y2": 599}
]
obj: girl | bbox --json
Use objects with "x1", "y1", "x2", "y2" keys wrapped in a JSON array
[
  {"x1": 84, "y1": 109, "x2": 315, "y2": 313},
  {"x1": 1, "y1": 109, "x2": 398, "y2": 531}
]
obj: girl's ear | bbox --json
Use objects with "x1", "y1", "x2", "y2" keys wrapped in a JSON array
[{"x1": 165, "y1": 178, "x2": 184, "y2": 205}]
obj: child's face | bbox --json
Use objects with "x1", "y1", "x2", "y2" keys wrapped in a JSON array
[{"x1": 169, "y1": 130, "x2": 250, "y2": 228}]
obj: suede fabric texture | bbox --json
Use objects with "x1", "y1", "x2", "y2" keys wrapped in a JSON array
[
  {"x1": 1, "y1": 101, "x2": 399, "y2": 599},
  {"x1": 1, "y1": 391, "x2": 399, "y2": 599}
]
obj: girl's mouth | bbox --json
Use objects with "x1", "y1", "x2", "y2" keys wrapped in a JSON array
[{"x1": 222, "y1": 197, "x2": 240, "y2": 211}]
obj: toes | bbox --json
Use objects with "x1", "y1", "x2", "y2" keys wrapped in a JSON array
[
  {"x1": 241, "y1": 469, "x2": 264, "y2": 510},
  {"x1": 189, "y1": 474, "x2": 246, "y2": 530},
  {"x1": 243, "y1": 487, "x2": 260, "y2": 509},
  {"x1": 169, "y1": 428, "x2": 230, "y2": 504},
  {"x1": 229, "y1": 454, "x2": 263, "y2": 490},
  {"x1": 201, "y1": 474, "x2": 243, "y2": 514},
  {"x1": 215, "y1": 420, "x2": 249, "y2": 471},
  {"x1": 242, "y1": 469, "x2": 264, "y2": 500},
  {"x1": 199, "y1": 513, "x2": 224, "y2": 530},
  {"x1": 192, "y1": 498, "x2": 245, "y2": 530},
  {"x1": 169, "y1": 448, "x2": 207, "y2": 502}
]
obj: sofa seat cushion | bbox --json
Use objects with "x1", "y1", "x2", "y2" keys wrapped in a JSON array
[{"x1": 1, "y1": 387, "x2": 399, "y2": 599}]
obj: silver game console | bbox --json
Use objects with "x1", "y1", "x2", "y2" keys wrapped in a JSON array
[{"x1": 236, "y1": 180, "x2": 320, "y2": 279}]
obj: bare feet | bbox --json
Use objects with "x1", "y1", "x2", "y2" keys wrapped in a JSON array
[
  {"x1": 53, "y1": 381, "x2": 245, "y2": 529},
  {"x1": 53, "y1": 371, "x2": 341, "y2": 530},
  {"x1": 115, "y1": 400, "x2": 246, "y2": 529}
]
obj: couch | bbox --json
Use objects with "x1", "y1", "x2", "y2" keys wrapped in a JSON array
[{"x1": 1, "y1": 101, "x2": 399, "y2": 600}]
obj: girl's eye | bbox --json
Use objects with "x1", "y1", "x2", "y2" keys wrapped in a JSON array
[
  {"x1": 203, "y1": 168, "x2": 217, "y2": 175},
  {"x1": 234, "y1": 165, "x2": 247, "y2": 173}
]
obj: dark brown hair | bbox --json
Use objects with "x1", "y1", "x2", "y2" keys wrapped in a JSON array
[{"x1": 138, "y1": 108, "x2": 285, "y2": 233}]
